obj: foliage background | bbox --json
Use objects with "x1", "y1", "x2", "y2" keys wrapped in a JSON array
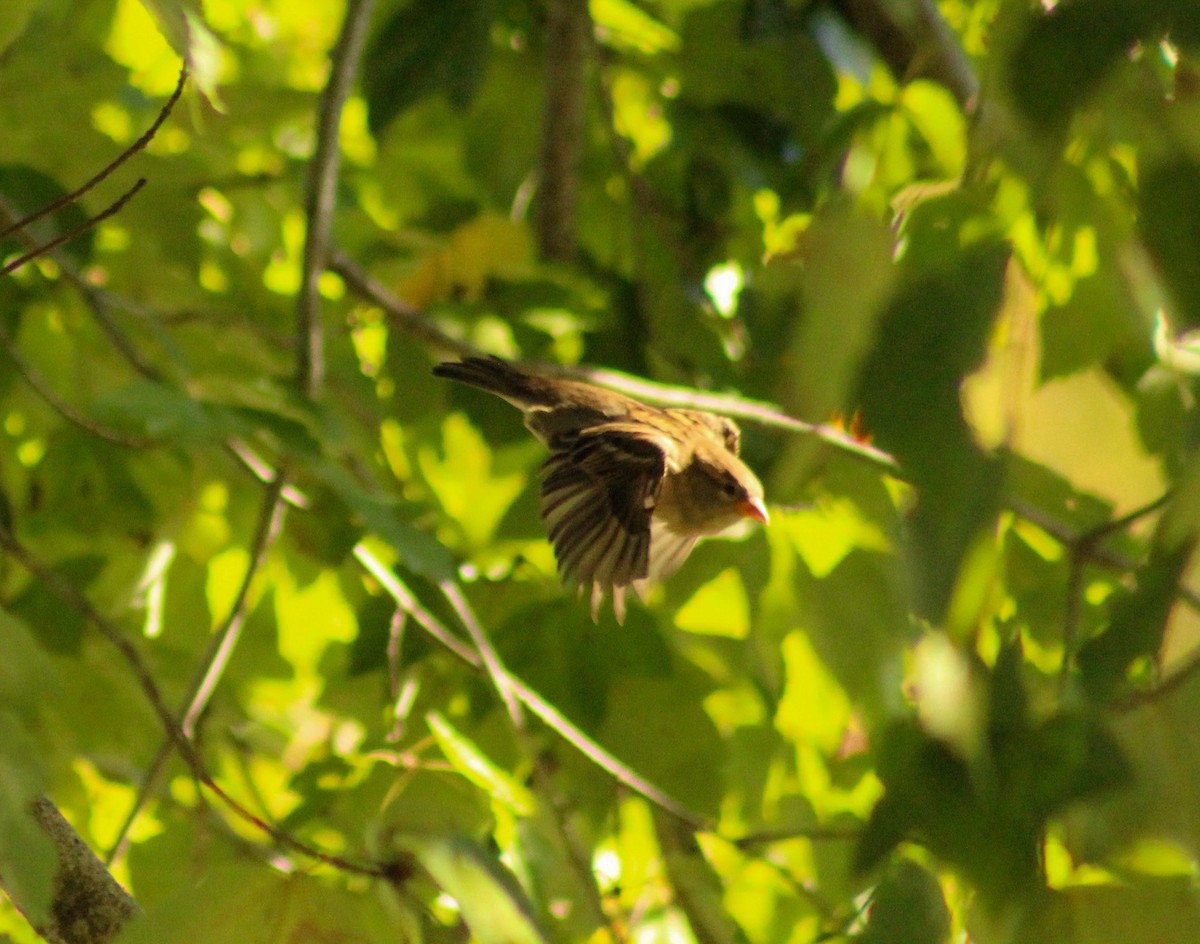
[{"x1": 3, "y1": 0, "x2": 1200, "y2": 942}]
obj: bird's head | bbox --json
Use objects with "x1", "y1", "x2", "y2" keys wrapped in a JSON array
[{"x1": 673, "y1": 451, "x2": 769, "y2": 535}]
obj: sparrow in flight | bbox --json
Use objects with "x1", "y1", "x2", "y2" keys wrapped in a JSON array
[{"x1": 433, "y1": 356, "x2": 769, "y2": 623}]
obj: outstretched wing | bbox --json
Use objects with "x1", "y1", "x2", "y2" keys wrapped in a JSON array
[{"x1": 539, "y1": 424, "x2": 670, "y2": 622}]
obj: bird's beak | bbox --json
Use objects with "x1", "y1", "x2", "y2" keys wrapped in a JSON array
[{"x1": 738, "y1": 496, "x2": 769, "y2": 524}]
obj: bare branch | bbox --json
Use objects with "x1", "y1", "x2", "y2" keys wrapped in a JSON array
[
  {"x1": 328, "y1": 250, "x2": 476, "y2": 357},
  {"x1": 0, "y1": 66, "x2": 186, "y2": 242},
  {"x1": 11, "y1": 797, "x2": 140, "y2": 944},
  {"x1": 106, "y1": 476, "x2": 290, "y2": 865},
  {"x1": 536, "y1": 0, "x2": 591, "y2": 260},
  {"x1": 296, "y1": 0, "x2": 379, "y2": 397},
  {"x1": 2, "y1": 179, "x2": 146, "y2": 277},
  {"x1": 0, "y1": 526, "x2": 381, "y2": 878},
  {"x1": 330, "y1": 250, "x2": 900, "y2": 472},
  {"x1": 354, "y1": 544, "x2": 712, "y2": 831},
  {"x1": 0, "y1": 317, "x2": 156, "y2": 448}
]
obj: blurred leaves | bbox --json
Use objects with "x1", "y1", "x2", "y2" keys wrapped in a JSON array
[
  {"x1": 362, "y1": 0, "x2": 499, "y2": 135},
  {"x1": 858, "y1": 240, "x2": 1009, "y2": 622},
  {"x1": 4, "y1": 0, "x2": 1200, "y2": 942}
]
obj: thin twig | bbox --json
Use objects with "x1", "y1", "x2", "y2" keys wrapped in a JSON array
[
  {"x1": 438, "y1": 580, "x2": 620, "y2": 934},
  {"x1": 330, "y1": 250, "x2": 900, "y2": 471},
  {"x1": 2, "y1": 179, "x2": 147, "y2": 276},
  {"x1": 0, "y1": 525, "x2": 379, "y2": 877},
  {"x1": 355, "y1": 546, "x2": 481, "y2": 665},
  {"x1": 354, "y1": 544, "x2": 711, "y2": 830},
  {"x1": 1008, "y1": 492, "x2": 1200, "y2": 710},
  {"x1": 0, "y1": 191, "x2": 165, "y2": 383},
  {"x1": 1007, "y1": 496, "x2": 1200, "y2": 611},
  {"x1": 439, "y1": 580, "x2": 526, "y2": 729},
  {"x1": 0, "y1": 66, "x2": 187, "y2": 242},
  {"x1": 296, "y1": 0, "x2": 378, "y2": 397},
  {"x1": 106, "y1": 476, "x2": 289, "y2": 864},
  {"x1": 328, "y1": 250, "x2": 476, "y2": 357},
  {"x1": 0, "y1": 317, "x2": 156, "y2": 448},
  {"x1": 1115, "y1": 646, "x2": 1200, "y2": 712}
]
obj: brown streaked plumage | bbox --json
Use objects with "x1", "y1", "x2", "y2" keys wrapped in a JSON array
[{"x1": 433, "y1": 356, "x2": 769, "y2": 622}]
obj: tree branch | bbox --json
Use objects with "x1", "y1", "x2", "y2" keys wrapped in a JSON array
[
  {"x1": 329, "y1": 249, "x2": 900, "y2": 472},
  {"x1": 354, "y1": 544, "x2": 712, "y2": 831},
  {"x1": 0, "y1": 315, "x2": 156, "y2": 448},
  {"x1": 0, "y1": 66, "x2": 186, "y2": 242},
  {"x1": 105, "y1": 475, "x2": 290, "y2": 865},
  {"x1": 0, "y1": 526, "x2": 381, "y2": 878},
  {"x1": 12, "y1": 797, "x2": 140, "y2": 944},
  {"x1": 830, "y1": 0, "x2": 978, "y2": 112},
  {"x1": 296, "y1": 0, "x2": 378, "y2": 398},
  {"x1": 1, "y1": 179, "x2": 147, "y2": 277},
  {"x1": 536, "y1": 0, "x2": 591, "y2": 261}
]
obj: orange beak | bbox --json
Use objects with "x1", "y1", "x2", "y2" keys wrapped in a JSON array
[{"x1": 738, "y1": 496, "x2": 769, "y2": 524}]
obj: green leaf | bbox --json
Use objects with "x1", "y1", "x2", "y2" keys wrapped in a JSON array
[
  {"x1": 116, "y1": 865, "x2": 408, "y2": 944},
  {"x1": 1060, "y1": 880, "x2": 1200, "y2": 944},
  {"x1": 426, "y1": 710, "x2": 537, "y2": 815},
  {"x1": 0, "y1": 607, "x2": 59, "y2": 715},
  {"x1": 1092, "y1": 667, "x2": 1200, "y2": 861},
  {"x1": 592, "y1": 0, "x2": 680, "y2": 54},
  {"x1": 1079, "y1": 454, "x2": 1200, "y2": 697},
  {"x1": 0, "y1": 164, "x2": 94, "y2": 266},
  {"x1": 655, "y1": 812, "x2": 748, "y2": 944},
  {"x1": 403, "y1": 835, "x2": 550, "y2": 944},
  {"x1": 9, "y1": 556, "x2": 104, "y2": 653},
  {"x1": 0, "y1": 714, "x2": 54, "y2": 927},
  {"x1": 857, "y1": 240, "x2": 1009, "y2": 622},
  {"x1": 362, "y1": 0, "x2": 499, "y2": 135},
  {"x1": 91, "y1": 380, "x2": 232, "y2": 443},
  {"x1": 860, "y1": 859, "x2": 950, "y2": 944},
  {"x1": 1140, "y1": 159, "x2": 1200, "y2": 331},
  {"x1": 1008, "y1": 0, "x2": 1155, "y2": 133},
  {"x1": 598, "y1": 674, "x2": 727, "y2": 817},
  {"x1": 0, "y1": 0, "x2": 42, "y2": 57},
  {"x1": 785, "y1": 204, "x2": 896, "y2": 423},
  {"x1": 799, "y1": 550, "x2": 911, "y2": 725},
  {"x1": 313, "y1": 459, "x2": 455, "y2": 581},
  {"x1": 136, "y1": 0, "x2": 223, "y2": 101}
]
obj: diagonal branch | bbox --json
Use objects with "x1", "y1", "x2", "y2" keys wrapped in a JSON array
[
  {"x1": 1, "y1": 180, "x2": 147, "y2": 277},
  {"x1": 329, "y1": 250, "x2": 900, "y2": 473},
  {"x1": 105, "y1": 475, "x2": 290, "y2": 865},
  {"x1": 0, "y1": 525, "x2": 380, "y2": 878},
  {"x1": 0, "y1": 67, "x2": 186, "y2": 242},
  {"x1": 354, "y1": 543, "x2": 711, "y2": 831},
  {"x1": 0, "y1": 315, "x2": 156, "y2": 448}
]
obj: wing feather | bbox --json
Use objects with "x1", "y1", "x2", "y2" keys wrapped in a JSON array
[{"x1": 538, "y1": 425, "x2": 668, "y2": 621}]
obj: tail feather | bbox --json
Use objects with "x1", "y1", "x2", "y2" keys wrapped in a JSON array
[{"x1": 432, "y1": 356, "x2": 551, "y2": 407}]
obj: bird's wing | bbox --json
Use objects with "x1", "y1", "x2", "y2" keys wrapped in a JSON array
[{"x1": 539, "y1": 423, "x2": 675, "y2": 621}]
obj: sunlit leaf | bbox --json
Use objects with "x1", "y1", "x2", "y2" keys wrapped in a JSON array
[
  {"x1": 403, "y1": 835, "x2": 550, "y2": 944},
  {"x1": 427, "y1": 710, "x2": 537, "y2": 815},
  {"x1": 116, "y1": 866, "x2": 406, "y2": 944}
]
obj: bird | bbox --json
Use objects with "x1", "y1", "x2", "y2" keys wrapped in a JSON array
[{"x1": 432, "y1": 355, "x2": 768, "y2": 623}]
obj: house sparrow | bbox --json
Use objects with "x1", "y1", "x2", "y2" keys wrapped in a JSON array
[{"x1": 433, "y1": 356, "x2": 768, "y2": 622}]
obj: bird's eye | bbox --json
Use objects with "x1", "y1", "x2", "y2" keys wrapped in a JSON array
[{"x1": 720, "y1": 478, "x2": 740, "y2": 499}]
